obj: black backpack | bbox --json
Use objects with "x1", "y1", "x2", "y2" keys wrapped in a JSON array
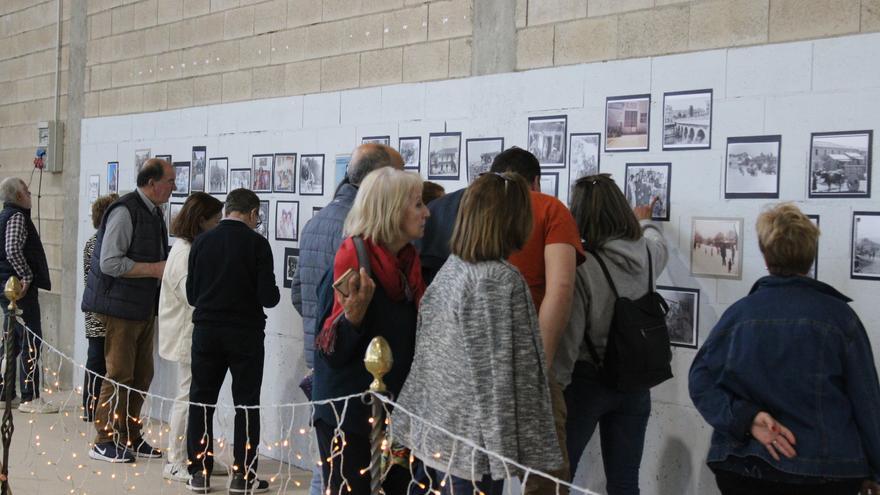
[{"x1": 583, "y1": 246, "x2": 673, "y2": 392}]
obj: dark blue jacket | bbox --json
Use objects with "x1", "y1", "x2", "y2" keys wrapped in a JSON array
[
  {"x1": 0, "y1": 203, "x2": 50, "y2": 292},
  {"x1": 291, "y1": 183, "x2": 357, "y2": 368},
  {"x1": 689, "y1": 276, "x2": 880, "y2": 481},
  {"x1": 414, "y1": 188, "x2": 464, "y2": 285}
]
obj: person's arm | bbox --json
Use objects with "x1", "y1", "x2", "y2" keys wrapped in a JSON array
[
  {"x1": 539, "y1": 243, "x2": 576, "y2": 364},
  {"x1": 291, "y1": 257, "x2": 303, "y2": 315},
  {"x1": 635, "y1": 199, "x2": 669, "y2": 274},
  {"x1": 5, "y1": 213, "x2": 33, "y2": 293},
  {"x1": 256, "y1": 237, "x2": 280, "y2": 308},
  {"x1": 99, "y1": 207, "x2": 165, "y2": 279},
  {"x1": 844, "y1": 315, "x2": 880, "y2": 479},
  {"x1": 552, "y1": 268, "x2": 589, "y2": 386},
  {"x1": 186, "y1": 241, "x2": 198, "y2": 307}
]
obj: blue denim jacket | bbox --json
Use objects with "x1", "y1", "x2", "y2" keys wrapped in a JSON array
[{"x1": 689, "y1": 275, "x2": 880, "y2": 480}]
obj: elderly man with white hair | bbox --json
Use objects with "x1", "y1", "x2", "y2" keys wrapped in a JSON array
[{"x1": 0, "y1": 177, "x2": 56, "y2": 414}]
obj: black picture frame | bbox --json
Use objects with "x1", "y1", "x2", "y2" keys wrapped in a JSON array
[
  {"x1": 724, "y1": 135, "x2": 782, "y2": 199},
  {"x1": 275, "y1": 200, "x2": 300, "y2": 242},
  {"x1": 427, "y1": 132, "x2": 462, "y2": 180},
  {"x1": 399, "y1": 136, "x2": 421, "y2": 171},
  {"x1": 206, "y1": 157, "x2": 228, "y2": 195},
  {"x1": 273, "y1": 152, "x2": 297, "y2": 193},
  {"x1": 283, "y1": 247, "x2": 300, "y2": 289},
  {"x1": 168, "y1": 201, "x2": 184, "y2": 239},
  {"x1": 808, "y1": 130, "x2": 873, "y2": 199},
  {"x1": 807, "y1": 214, "x2": 819, "y2": 279},
  {"x1": 662, "y1": 89, "x2": 713, "y2": 151},
  {"x1": 539, "y1": 172, "x2": 559, "y2": 198},
  {"x1": 191, "y1": 146, "x2": 207, "y2": 192},
  {"x1": 656, "y1": 286, "x2": 700, "y2": 349},
  {"x1": 465, "y1": 137, "x2": 504, "y2": 184},
  {"x1": 107, "y1": 161, "x2": 119, "y2": 194},
  {"x1": 362, "y1": 135, "x2": 391, "y2": 146},
  {"x1": 624, "y1": 162, "x2": 671, "y2": 221},
  {"x1": 299, "y1": 154, "x2": 325, "y2": 196},
  {"x1": 312, "y1": 206, "x2": 322, "y2": 218},
  {"x1": 229, "y1": 168, "x2": 252, "y2": 191},
  {"x1": 605, "y1": 94, "x2": 651, "y2": 152},
  {"x1": 172, "y1": 161, "x2": 190, "y2": 197},
  {"x1": 255, "y1": 200, "x2": 270, "y2": 238},
  {"x1": 851, "y1": 211, "x2": 880, "y2": 280},
  {"x1": 251, "y1": 154, "x2": 273, "y2": 193},
  {"x1": 154, "y1": 154, "x2": 171, "y2": 163},
  {"x1": 528, "y1": 115, "x2": 568, "y2": 168}
]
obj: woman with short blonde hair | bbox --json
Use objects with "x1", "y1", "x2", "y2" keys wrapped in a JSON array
[
  {"x1": 344, "y1": 167, "x2": 425, "y2": 247},
  {"x1": 755, "y1": 202, "x2": 819, "y2": 276}
]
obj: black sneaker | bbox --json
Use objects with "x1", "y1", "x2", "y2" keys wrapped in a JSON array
[
  {"x1": 129, "y1": 437, "x2": 163, "y2": 458},
  {"x1": 228, "y1": 473, "x2": 269, "y2": 494},
  {"x1": 88, "y1": 441, "x2": 135, "y2": 463},
  {"x1": 187, "y1": 471, "x2": 211, "y2": 493}
]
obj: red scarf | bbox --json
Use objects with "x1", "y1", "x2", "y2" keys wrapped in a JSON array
[{"x1": 316, "y1": 237, "x2": 426, "y2": 354}]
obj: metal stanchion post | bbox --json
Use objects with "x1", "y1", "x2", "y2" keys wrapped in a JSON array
[
  {"x1": 364, "y1": 336, "x2": 393, "y2": 495},
  {"x1": 1, "y1": 276, "x2": 22, "y2": 495}
]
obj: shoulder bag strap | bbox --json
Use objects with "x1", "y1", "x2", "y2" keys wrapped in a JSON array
[
  {"x1": 352, "y1": 236, "x2": 372, "y2": 278},
  {"x1": 646, "y1": 245, "x2": 653, "y2": 292},
  {"x1": 585, "y1": 247, "x2": 619, "y2": 299},
  {"x1": 582, "y1": 247, "x2": 619, "y2": 368}
]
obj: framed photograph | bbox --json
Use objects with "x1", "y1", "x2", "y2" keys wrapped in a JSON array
[
  {"x1": 466, "y1": 137, "x2": 504, "y2": 184},
  {"x1": 255, "y1": 200, "x2": 270, "y2": 238},
  {"x1": 273, "y1": 153, "x2": 297, "y2": 193},
  {"x1": 809, "y1": 130, "x2": 872, "y2": 198},
  {"x1": 154, "y1": 154, "x2": 171, "y2": 162},
  {"x1": 312, "y1": 206, "x2": 322, "y2": 219},
  {"x1": 88, "y1": 174, "x2": 100, "y2": 203},
  {"x1": 300, "y1": 154, "x2": 325, "y2": 196},
  {"x1": 229, "y1": 168, "x2": 251, "y2": 191},
  {"x1": 275, "y1": 201, "x2": 299, "y2": 242},
  {"x1": 106, "y1": 162, "x2": 118, "y2": 194},
  {"x1": 662, "y1": 89, "x2": 713, "y2": 150},
  {"x1": 851, "y1": 212, "x2": 880, "y2": 280},
  {"x1": 624, "y1": 163, "x2": 671, "y2": 221},
  {"x1": 528, "y1": 115, "x2": 567, "y2": 168},
  {"x1": 251, "y1": 154, "x2": 273, "y2": 192},
  {"x1": 691, "y1": 217, "x2": 743, "y2": 279},
  {"x1": 206, "y1": 157, "x2": 228, "y2": 195},
  {"x1": 428, "y1": 132, "x2": 462, "y2": 180},
  {"x1": 283, "y1": 247, "x2": 300, "y2": 289},
  {"x1": 168, "y1": 201, "x2": 184, "y2": 238},
  {"x1": 362, "y1": 135, "x2": 390, "y2": 146},
  {"x1": 807, "y1": 214, "x2": 819, "y2": 279},
  {"x1": 172, "y1": 162, "x2": 191, "y2": 197},
  {"x1": 399, "y1": 137, "x2": 421, "y2": 171},
  {"x1": 135, "y1": 149, "x2": 151, "y2": 174},
  {"x1": 569, "y1": 133, "x2": 600, "y2": 179},
  {"x1": 605, "y1": 94, "x2": 651, "y2": 152},
  {"x1": 657, "y1": 286, "x2": 700, "y2": 349},
  {"x1": 191, "y1": 146, "x2": 207, "y2": 192},
  {"x1": 334, "y1": 154, "x2": 350, "y2": 189},
  {"x1": 725, "y1": 135, "x2": 781, "y2": 199},
  {"x1": 539, "y1": 172, "x2": 559, "y2": 197}
]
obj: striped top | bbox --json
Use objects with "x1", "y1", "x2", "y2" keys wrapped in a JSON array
[{"x1": 83, "y1": 234, "x2": 105, "y2": 338}]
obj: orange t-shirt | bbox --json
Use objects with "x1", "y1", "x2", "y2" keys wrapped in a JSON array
[{"x1": 508, "y1": 191, "x2": 586, "y2": 309}]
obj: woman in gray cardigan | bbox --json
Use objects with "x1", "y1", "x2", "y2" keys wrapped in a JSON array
[
  {"x1": 392, "y1": 172, "x2": 564, "y2": 495},
  {"x1": 554, "y1": 174, "x2": 668, "y2": 495}
]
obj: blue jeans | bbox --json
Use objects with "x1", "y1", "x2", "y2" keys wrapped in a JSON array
[
  {"x1": 0, "y1": 293, "x2": 42, "y2": 402},
  {"x1": 564, "y1": 361, "x2": 650, "y2": 495}
]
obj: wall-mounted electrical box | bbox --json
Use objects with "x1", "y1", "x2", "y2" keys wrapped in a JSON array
[{"x1": 37, "y1": 121, "x2": 63, "y2": 173}]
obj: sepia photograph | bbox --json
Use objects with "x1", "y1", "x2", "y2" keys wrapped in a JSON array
[
  {"x1": 657, "y1": 286, "x2": 700, "y2": 349},
  {"x1": 283, "y1": 247, "x2": 299, "y2": 289},
  {"x1": 251, "y1": 154, "x2": 273, "y2": 192},
  {"x1": 809, "y1": 130, "x2": 872, "y2": 198},
  {"x1": 466, "y1": 137, "x2": 504, "y2": 184},
  {"x1": 107, "y1": 161, "x2": 118, "y2": 194},
  {"x1": 807, "y1": 214, "x2": 819, "y2": 279},
  {"x1": 691, "y1": 217, "x2": 743, "y2": 279},
  {"x1": 725, "y1": 135, "x2": 781, "y2": 199},
  {"x1": 540, "y1": 172, "x2": 559, "y2": 198},
  {"x1": 256, "y1": 200, "x2": 269, "y2": 238},
  {"x1": 528, "y1": 115, "x2": 567, "y2": 168},
  {"x1": 191, "y1": 146, "x2": 206, "y2": 192},
  {"x1": 663, "y1": 89, "x2": 713, "y2": 150},
  {"x1": 399, "y1": 136, "x2": 421, "y2": 171},
  {"x1": 300, "y1": 154, "x2": 325, "y2": 196},
  {"x1": 135, "y1": 149, "x2": 151, "y2": 174},
  {"x1": 275, "y1": 201, "x2": 299, "y2": 242},
  {"x1": 273, "y1": 153, "x2": 297, "y2": 193},
  {"x1": 428, "y1": 132, "x2": 461, "y2": 180},
  {"x1": 173, "y1": 162, "x2": 190, "y2": 197},
  {"x1": 168, "y1": 202, "x2": 184, "y2": 238},
  {"x1": 362, "y1": 135, "x2": 390, "y2": 146},
  {"x1": 625, "y1": 163, "x2": 671, "y2": 221},
  {"x1": 206, "y1": 157, "x2": 228, "y2": 195},
  {"x1": 851, "y1": 212, "x2": 880, "y2": 280},
  {"x1": 606, "y1": 94, "x2": 651, "y2": 152},
  {"x1": 229, "y1": 168, "x2": 251, "y2": 191}
]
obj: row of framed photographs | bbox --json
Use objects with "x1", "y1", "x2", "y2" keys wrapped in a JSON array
[
  {"x1": 363, "y1": 134, "x2": 504, "y2": 183},
  {"x1": 167, "y1": 199, "x2": 318, "y2": 244}
]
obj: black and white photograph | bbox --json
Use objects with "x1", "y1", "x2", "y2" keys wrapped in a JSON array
[
  {"x1": 173, "y1": 161, "x2": 190, "y2": 197},
  {"x1": 399, "y1": 137, "x2": 421, "y2": 171},
  {"x1": 206, "y1": 157, "x2": 228, "y2": 195},
  {"x1": 88, "y1": 174, "x2": 100, "y2": 203},
  {"x1": 851, "y1": 211, "x2": 880, "y2": 280},
  {"x1": 466, "y1": 137, "x2": 504, "y2": 184},
  {"x1": 251, "y1": 154, "x2": 273, "y2": 192},
  {"x1": 428, "y1": 132, "x2": 461, "y2": 180},
  {"x1": 275, "y1": 201, "x2": 299, "y2": 242},
  {"x1": 724, "y1": 135, "x2": 781, "y2": 199},
  {"x1": 540, "y1": 172, "x2": 559, "y2": 198},
  {"x1": 362, "y1": 135, "x2": 390, "y2": 146},
  {"x1": 299, "y1": 154, "x2": 325, "y2": 196},
  {"x1": 191, "y1": 146, "x2": 206, "y2": 191},
  {"x1": 605, "y1": 94, "x2": 651, "y2": 152},
  {"x1": 657, "y1": 286, "x2": 700, "y2": 349},
  {"x1": 625, "y1": 163, "x2": 671, "y2": 221},
  {"x1": 107, "y1": 161, "x2": 118, "y2": 194},
  {"x1": 691, "y1": 217, "x2": 743, "y2": 279},
  {"x1": 283, "y1": 247, "x2": 299, "y2": 289},
  {"x1": 807, "y1": 214, "x2": 819, "y2": 279},
  {"x1": 528, "y1": 115, "x2": 567, "y2": 168},
  {"x1": 663, "y1": 89, "x2": 713, "y2": 150},
  {"x1": 155, "y1": 154, "x2": 171, "y2": 163},
  {"x1": 256, "y1": 200, "x2": 269, "y2": 238},
  {"x1": 569, "y1": 133, "x2": 600, "y2": 180},
  {"x1": 809, "y1": 130, "x2": 872, "y2": 198},
  {"x1": 273, "y1": 153, "x2": 297, "y2": 193},
  {"x1": 135, "y1": 149, "x2": 150, "y2": 174},
  {"x1": 229, "y1": 168, "x2": 251, "y2": 191},
  {"x1": 312, "y1": 206, "x2": 322, "y2": 219},
  {"x1": 168, "y1": 202, "x2": 184, "y2": 238}
]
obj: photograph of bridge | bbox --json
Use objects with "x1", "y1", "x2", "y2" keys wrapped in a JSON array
[{"x1": 663, "y1": 89, "x2": 712, "y2": 150}]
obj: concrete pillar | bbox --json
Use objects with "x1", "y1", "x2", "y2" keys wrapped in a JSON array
[{"x1": 472, "y1": 0, "x2": 517, "y2": 76}]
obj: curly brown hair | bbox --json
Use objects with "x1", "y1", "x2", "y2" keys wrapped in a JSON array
[{"x1": 91, "y1": 194, "x2": 119, "y2": 229}]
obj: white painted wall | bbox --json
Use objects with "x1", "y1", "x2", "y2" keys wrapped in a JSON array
[{"x1": 77, "y1": 32, "x2": 880, "y2": 495}]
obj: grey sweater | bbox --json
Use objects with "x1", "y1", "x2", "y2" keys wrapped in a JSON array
[
  {"x1": 391, "y1": 256, "x2": 564, "y2": 480},
  {"x1": 553, "y1": 222, "x2": 668, "y2": 388}
]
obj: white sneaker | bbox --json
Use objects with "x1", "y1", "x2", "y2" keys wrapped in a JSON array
[
  {"x1": 18, "y1": 397, "x2": 58, "y2": 414},
  {"x1": 164, "y1": 462, "x2": 192, "y2": 482}
]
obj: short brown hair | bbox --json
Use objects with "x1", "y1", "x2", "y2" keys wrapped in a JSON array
[
  {"x1": 171, "y1": 192, "x2": 224, "y2": 243},
  {"x1": 91, "y1": 193, "x2": 118, "y2": 229},
  {"x1": 451, "y1": 172, "x2": 532, "y2": 262},
  {"x1": 422, "y1": 181, "x2": 445, "y2": 205},
  {"x1": 570, "y1": 174, "x2": 641, "y2": 250},
  {"x1": 756, "y1": 202, "x2": 819, "y2": 276}
]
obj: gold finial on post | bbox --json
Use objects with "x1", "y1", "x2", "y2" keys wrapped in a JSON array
[
  {"x1": 3, "y1": 277, "x2": 21, "y2": 312},
  {"x1": 364, "y1": 336, "x2": 393, "y2": 393}
]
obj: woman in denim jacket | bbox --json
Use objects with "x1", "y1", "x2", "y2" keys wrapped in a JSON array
[{"x1": 689, "y1": 203, "x2": 880, "y2": 495}]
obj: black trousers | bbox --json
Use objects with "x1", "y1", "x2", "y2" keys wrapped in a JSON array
[
  {"x1": 187, "y1": 327, "x2": 264, "y2": 477},
  {"x1": 0, "y1": 292, "x2": 42, "y2": 402},
  {"x1": 715, "y1": 469, "x2": 862, "y2": 495},
  {"x1": 82, "y1": 336, "x2": 106, "y2": 422}
]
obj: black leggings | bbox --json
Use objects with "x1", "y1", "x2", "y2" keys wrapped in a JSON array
[{"x1": 715, "y1": 469, "x2": 862, "y2": 495}]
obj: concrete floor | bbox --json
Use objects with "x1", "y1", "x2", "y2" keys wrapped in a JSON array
[{"x1": 3, "y1": 395, "x2": 312, "y2": 495}]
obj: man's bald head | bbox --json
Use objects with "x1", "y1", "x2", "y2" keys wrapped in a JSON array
[{"x1": 347, "y1": 144, "x2": 404, "y2": 186}]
